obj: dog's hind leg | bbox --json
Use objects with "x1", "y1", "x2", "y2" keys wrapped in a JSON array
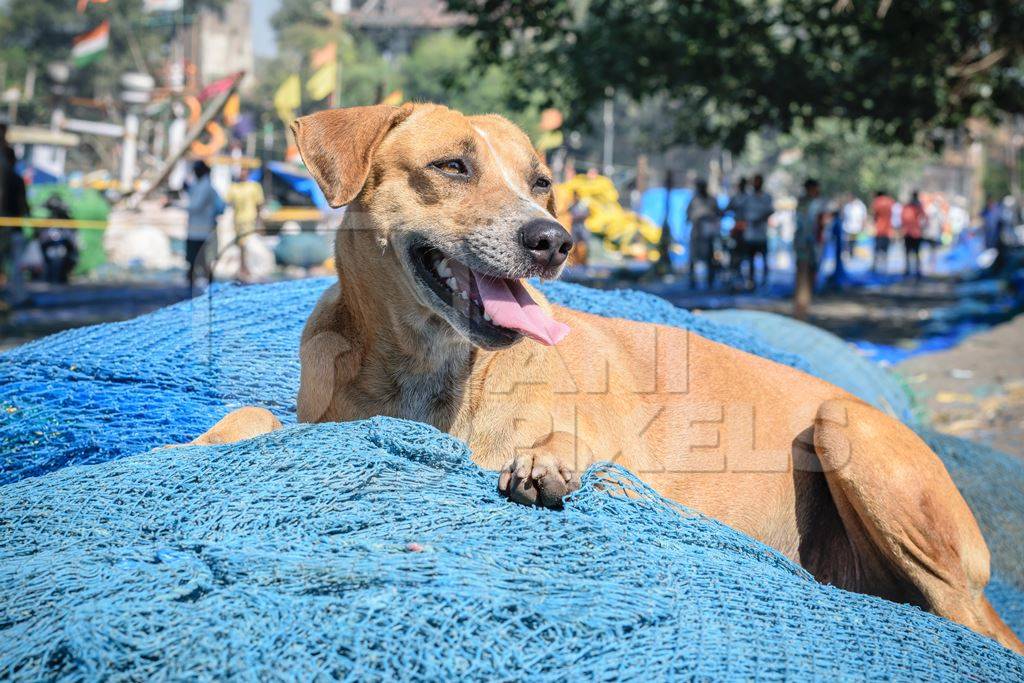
[
  {"x1": 812, "y1": 398, "x2": 1024, "y2": 654},
  {"x1": 190, "y1": 407, "x2": 282, "y2": 446}
]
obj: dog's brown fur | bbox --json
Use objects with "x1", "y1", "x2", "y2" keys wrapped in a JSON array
[{"x1": 194, "y1": 103, "x2": 1022, "y2": 653}]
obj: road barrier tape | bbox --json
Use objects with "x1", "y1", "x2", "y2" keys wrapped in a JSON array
[
  {"x1": 0, "y1": 217, "x2": 109, "y2": 230},
  {"x1": 0, "y1": 207, "x2": 326, "y2": 231},
  {"x1": 263, "y1": 207, "x2": 325, "y2": 222}
]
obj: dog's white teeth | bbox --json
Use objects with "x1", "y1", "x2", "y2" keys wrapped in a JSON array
[
  {"x1": 446, "y1": 277, "x2": 458, "y2": 291},
  {"x1": 437, "y1": 259, "x2": 451, "y2": 277},
  {"x1": 483, "y1": 312, "x2": 492, "y2": 322},
  {"x1": 460, "y1": 290, "x2": 468, "y2": 300}
]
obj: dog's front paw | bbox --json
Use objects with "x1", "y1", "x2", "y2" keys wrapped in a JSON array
[{"x1": 498, "y1": 451, "x2": 579, "y2": 509}]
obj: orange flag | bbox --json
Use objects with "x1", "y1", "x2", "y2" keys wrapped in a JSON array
[{"x1": 310, "y1": 43, "x2": 337, "y2": 71}]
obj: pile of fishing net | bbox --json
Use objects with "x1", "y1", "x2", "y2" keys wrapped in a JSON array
[{"x1": 2, "y1": 279, "x2": 1022, "y2": 679}]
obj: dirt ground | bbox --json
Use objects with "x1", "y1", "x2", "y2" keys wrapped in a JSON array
[{"x1": 897, "y1": 313, "x2": 1024, "y2": 459}]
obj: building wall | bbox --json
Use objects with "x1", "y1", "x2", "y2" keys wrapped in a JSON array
[{"x1": 197, "y1": 0, "x2": 254, "y2": 92}]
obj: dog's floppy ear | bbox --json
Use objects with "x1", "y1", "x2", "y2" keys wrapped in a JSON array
[{"x1": 291, "y1": 104, "x2": 413, "y2": 208}]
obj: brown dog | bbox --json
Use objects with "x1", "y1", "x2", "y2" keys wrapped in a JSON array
[{"x1": 195, "y1": 103, "x2": 1022, "y2": 653}]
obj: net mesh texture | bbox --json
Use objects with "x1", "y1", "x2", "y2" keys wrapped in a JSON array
[{"x1": 1, "y1": 278, "x2": 1022, "y2": 680}]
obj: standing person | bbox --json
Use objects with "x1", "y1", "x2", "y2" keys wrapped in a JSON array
[
  {"x1": 226, "y1": 169, "x2": 265, "y2": 282},
  {"x1": 686, "y1": 179, "x2": 721, "y2": 289},
  {"x1": 870, "y1": 190, "x2": 895, "y2": 273},
  {"x1": 922, "y1": 195, "x2": 944, "y2": 271},
  {"x1": 793, "y1": 178, "x2": 827, "y2": 319},
  {"x1": 825, "y1": 200, "x2": 847, "y2": 288},
  {"x1": 186, "y1": 160, "x2": 222, "y2": 290},
  {"x1": 948, "y1": 197, "x2": 969, "y2": 238},
  {"x1": 744, "y1": 173, "x2": 773, "y2": 288},
  {"x1": 0, "y1": 122, "x2": 8, "y2": 221},
  {"x1": 1, "y1": 144, "x2": 29, "y2": 309},
  {"x1": 655, "y1": 169, "x2": 676, "y2": 276},
  {"x1": 990, "y1": 195, "x2": 1019, "y2": 272},
  {"x1": 901, "y1": 191, "x2": 926, "y2": 280},
  {"x1": 841, "y1": 193, "x2": 867, "y2": 259},
  {"x1": 0, "y1": 128, "x2": 13, "y2": 295},
  {"x1": 38, "y1": 195, "x2": 79, "y2": 284},
  {"x1": 725, "y1": 177, "x2": 749, "y2": 285},
  {"x1": 981, "y1": 196, "x2": 1002, "y2": 251}
]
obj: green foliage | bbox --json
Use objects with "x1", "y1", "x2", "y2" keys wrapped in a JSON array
[
  {"x1": 0, "y1": 0, "x2": 227, "y2": 102},
  {"x1": 398, "y1": 32, "x2": 541, "y2": 135},
  {"x1": 982, "y1": 161, "x2": 1012, "y2": 201},
  {"x1": 341, "y1": 40, "x2": 397, "y2": 108},
  {"x1": 447, "y1": 0, "x2": 1024, "y2": 151},
  {"x1": 257, "y1": 0, "x2": 543, "y2": 137},
  {"x1": 252, "y1": 0, "x2": 399, "y2": 116},
  {"x1": 743, "y1": 119, "x2": 929, "y2": 200}
]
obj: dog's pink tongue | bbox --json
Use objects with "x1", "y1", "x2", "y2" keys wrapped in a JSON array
[{"x1": 473, "y1": 274, "x2": 569, "y2": 345}]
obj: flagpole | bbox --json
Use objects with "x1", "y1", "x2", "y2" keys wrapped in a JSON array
[
  {"x1": 336, "y1": 18, "x2": 343, "y2": 108},
  {"x1": 331, "y1": 10, "x2": 342, "y2": 108}
]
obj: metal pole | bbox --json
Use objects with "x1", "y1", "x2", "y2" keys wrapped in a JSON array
[
  {"x1": 335, "y1": 12, "x2": 344, "y2": 107},
  {"x1": 602, "y1": 93, "x2": 614, "y2": 176},
  {"x1": 120, "y1": 111, "x2": 140, "y2": 193}
]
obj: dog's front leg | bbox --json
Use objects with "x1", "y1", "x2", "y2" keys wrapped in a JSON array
[{"x1": 497, "y1": 431, "x2": 584, "y2": 510}]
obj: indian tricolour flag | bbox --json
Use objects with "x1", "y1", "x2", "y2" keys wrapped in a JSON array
[{"x1": 72, "y1": 20, "x2": 110, "y2": 68}]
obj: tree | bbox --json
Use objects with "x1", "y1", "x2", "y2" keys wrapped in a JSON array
[
  {"x1": 0, "y1": 0, "x2": 226, "y2": 105},
  {"x1": 254, "y1": 0, "x2": 543, "y2": 138},
  {"x1": 446, "y1": 0, "x2": 1024, "y2": 152},
  {"x1": 398, "y1": 32, "x2": 542, "y2": 136},
  {"x1": 742, "y1": 119, "x2": 928, "y2": 200},
  {"x1": 251, "y1": 0, "x2": 399, "y2": 118}
]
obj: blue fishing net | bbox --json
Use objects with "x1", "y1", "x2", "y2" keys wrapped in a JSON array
[
  {"x1": 2, "y1": 278, "x2": 1022, "y2": 679},
  {"x1": 2, "y1": 419, "x2": 1022, "y2": 680}
]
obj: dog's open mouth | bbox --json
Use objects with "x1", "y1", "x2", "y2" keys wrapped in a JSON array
[{"x1": 409, "y1": 244, "x2": 569, "y2": 347}]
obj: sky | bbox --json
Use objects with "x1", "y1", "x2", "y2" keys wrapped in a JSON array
[{"x1": 251, "y1": 0, "x2": 281, "y2": 58}]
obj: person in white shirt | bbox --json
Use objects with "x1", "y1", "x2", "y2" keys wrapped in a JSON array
[
  {"x1": 743, "y1": 174, "x2": 774, "y2": 287},
  {"x1": 841, "y1": 194, "x2": 867, "y2": 259}
]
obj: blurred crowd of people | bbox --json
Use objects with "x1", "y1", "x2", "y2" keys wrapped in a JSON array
[
  {"x1": 554, "y1": 166, "x2": 1023, "y2": 313},
  {"x1": 686, "y1": 174, "x2": 775, "y2": 290},
  {"x1": 670, "y1": 174, "x2": 1021, "y2": 299}
]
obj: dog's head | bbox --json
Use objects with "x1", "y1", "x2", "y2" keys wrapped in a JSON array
[{"x1": 292, "y1": 103, "x2": 571, "y2": 350}]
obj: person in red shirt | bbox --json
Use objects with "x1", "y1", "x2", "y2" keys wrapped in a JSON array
[
  {"x1": 901, "y1": 190, "x2": 926, "y2": 280},
  {"x1": 871, "y1": 190, "x2": 895, "y2": 273}
]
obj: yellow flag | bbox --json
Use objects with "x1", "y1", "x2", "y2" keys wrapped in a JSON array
[
  {"x1": 274, "y1": 74, "x2": 301, "y2": 122},
  {"x1": 306, "y1": 62, "x2": 337, "y2": 101},
  {"x1": 380, "y1": 89, "x2": 404, "y2": 106}
]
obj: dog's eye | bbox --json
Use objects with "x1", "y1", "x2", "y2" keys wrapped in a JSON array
[
  {"x1": 533, "y1": 177, "x2": 552, "y2": 191},
  {"x1": 431, "y1": 158, "x2": 469, "y2": 176}
]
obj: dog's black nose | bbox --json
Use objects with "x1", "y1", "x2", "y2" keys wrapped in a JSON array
[{"x1": 520, "y1": 219, "x2": 572, "y2": 268}]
